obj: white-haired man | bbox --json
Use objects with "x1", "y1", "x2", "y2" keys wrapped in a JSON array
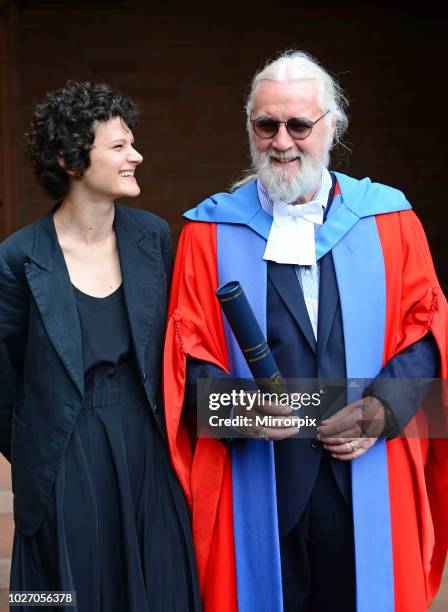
[{"x1": 164, "y1": 51, "x2": 447, "y2": 612}]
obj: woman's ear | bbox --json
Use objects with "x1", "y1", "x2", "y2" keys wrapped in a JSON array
[{"x1": 57, "y1": 154, "x2": 77, "y2": 177}]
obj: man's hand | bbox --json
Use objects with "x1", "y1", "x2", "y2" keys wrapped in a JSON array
[
  {"x1": 317, "y1": 396, "x2": 386, "y2": 460},
  {"x1": 233, "y1": 394, "x2": 300, "y2": 441}
]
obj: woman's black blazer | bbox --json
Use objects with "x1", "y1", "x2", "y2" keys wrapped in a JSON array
[{"x1": 0, "y1": 204, "x2": 173, "y2": 536}]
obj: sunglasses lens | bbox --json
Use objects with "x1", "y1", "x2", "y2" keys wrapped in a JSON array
[
  {"x1": 253, "y1": 119, "x2": 278, "y2": 138},
  {"x1": 287, "y1": 119, "x2": 312, "y2": 139}
]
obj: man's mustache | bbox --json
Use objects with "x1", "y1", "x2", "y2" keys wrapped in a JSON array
[{"x1": 267, "y1": 151, "x2": 302, "y2": 163}]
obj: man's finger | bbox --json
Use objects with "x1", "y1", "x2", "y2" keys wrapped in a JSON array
[
  {"x1": 318, "y1": 416, "x2": 361, "y2": 437},
  {"x1": 331, "y1": 448, "x2": 365, "y2": 461},
  {"x1": 256, "y1": 400, "x2": 293, "y2": 416},
  {"x1": 318, "y1": 429, "x2": 361, "y2": 444},
  {"x1": 320, "y1": 401, "x2": 361, "y2": 426},
  {"x1": 324, "y1": 437, "x2": 376, "y2": 456},
  {"x1": 323, "y1": 440, "x2": 356, "y2": 454}
]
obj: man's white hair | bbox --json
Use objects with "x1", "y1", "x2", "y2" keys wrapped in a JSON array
[
  {"x1": 246, "y1": 50, "x2": 348, "y2": 143},
  {"x1": 232, "y1": 50, "x2": 348, "y2": 190}
]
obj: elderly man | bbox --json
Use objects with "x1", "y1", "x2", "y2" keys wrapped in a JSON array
[{"x1": 164, "y1": 51, "x2": 447, "y2": 612}]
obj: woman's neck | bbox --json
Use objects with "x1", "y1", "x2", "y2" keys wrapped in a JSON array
[{"x1": 54, "y1": 193, "x2": 115, "y2": 246}]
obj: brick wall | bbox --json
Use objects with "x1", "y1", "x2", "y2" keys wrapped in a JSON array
[
  {"x1": 0, "y1": 0, "x2": 19, "y2": 238},
  {"x1": 2, "y1": 1, "x2": 446, "y2": 290}
]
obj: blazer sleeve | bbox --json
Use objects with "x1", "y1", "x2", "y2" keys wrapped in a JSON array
[
  {"x1": 0, "y1": 251, "x2": 28, "y2": 461},
  {"x1": 366, "y1": 332, "x2": 439, "y2": 436}
]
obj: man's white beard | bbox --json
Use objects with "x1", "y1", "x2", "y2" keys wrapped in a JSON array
[{"x1": 250, "y1": 138, "x2": 331, "y2": 204}]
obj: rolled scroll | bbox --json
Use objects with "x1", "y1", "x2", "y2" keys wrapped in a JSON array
[{"x1": 215, "y1": 280, "x2": 285, "y2": 392}]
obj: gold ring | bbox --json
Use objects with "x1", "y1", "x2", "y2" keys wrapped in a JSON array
[{"x1": 348, "y1": 440, "x2": 357, "y2": 453}]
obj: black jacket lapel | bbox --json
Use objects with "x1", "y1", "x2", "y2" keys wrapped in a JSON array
[
  {"x1": 25, "y1": 212, "x2": 84, "y2": 397},
  {"x1": 268, "y1": 260, "x2": 317, "y2": 353},
  {"x1": 114, "y1": 205, "x2": 161, "y2": 391},
  {"x1": 316, "y1": 173, "x2": 339, "y2": 357},
  {"x1": 316, "y1": 252, "x2": 338, "y2": 358}
]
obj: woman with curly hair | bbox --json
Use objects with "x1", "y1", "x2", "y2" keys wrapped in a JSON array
[{"x1": 0, "y1": 81, "x2": 201, "y2": 611}]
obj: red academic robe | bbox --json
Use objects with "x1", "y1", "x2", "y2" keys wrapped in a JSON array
[{"x1": 164, "y1": 209, "x2": 447, "y2": 611}]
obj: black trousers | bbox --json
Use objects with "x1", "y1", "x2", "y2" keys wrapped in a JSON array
[{"x1": 279, "y1": 454, "x2": 356, "y2": 612}]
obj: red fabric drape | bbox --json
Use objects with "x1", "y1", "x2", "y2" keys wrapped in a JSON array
[
  {"x1": 163, "y1": 221, "x2": 237, "y2": 611},
  {"x1": 378, "y1": 210, "x2": 448, "y2": 610}
]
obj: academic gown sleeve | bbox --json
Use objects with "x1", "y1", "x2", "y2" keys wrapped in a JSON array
[
  {"x1": 377, "y1": 209, "x2": 448, "y2": 608},
  {"x1": 163, "y1": 221, "x2": 238, "y2": 612}
]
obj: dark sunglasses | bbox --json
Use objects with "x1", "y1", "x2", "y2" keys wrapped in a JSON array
[{"x1": 250, "y1": 110, "x2": 330, "y2": 140}]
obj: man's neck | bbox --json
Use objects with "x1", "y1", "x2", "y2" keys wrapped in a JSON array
[{"x1": 292, "y1": 186, "x2": 319, "y2": 205}]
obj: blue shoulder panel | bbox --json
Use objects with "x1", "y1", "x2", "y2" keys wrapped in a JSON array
[
  {"x1": 184, "y1": 181, "x2": 272, "y2": 239},
  {"x1": 332, "y1": 172, "x2": 412, "y2": 217},
  {"x1": 184, "y1": 173, "x2": 413, "y2": 257}
]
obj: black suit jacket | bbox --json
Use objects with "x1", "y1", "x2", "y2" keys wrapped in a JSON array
[{"x1": 0, "y1": 204, "x2": 172, "y2": 536}]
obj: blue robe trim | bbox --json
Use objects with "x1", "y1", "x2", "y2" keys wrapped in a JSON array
[
  {"x1": 194, "y1": 173, "x2": 409, "y2": 610},
  {"x1": 217, "y1": 224, "x2": 283, "y2": 612},
  {"x1": 184, "y1": 173, "x2": 411, "y2": 259},
  {"x1": 332, "y1": 213, "x2": 394, "y2": 612}
]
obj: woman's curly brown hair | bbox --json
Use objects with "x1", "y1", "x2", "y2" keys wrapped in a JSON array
[{"x1": 26, "y1": 81, "x2": 140, "y2": 200}]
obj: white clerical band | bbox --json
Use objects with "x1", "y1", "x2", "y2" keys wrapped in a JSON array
[{"x1": 262, "y1": 169, "x2": 332, "y2": 266}]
